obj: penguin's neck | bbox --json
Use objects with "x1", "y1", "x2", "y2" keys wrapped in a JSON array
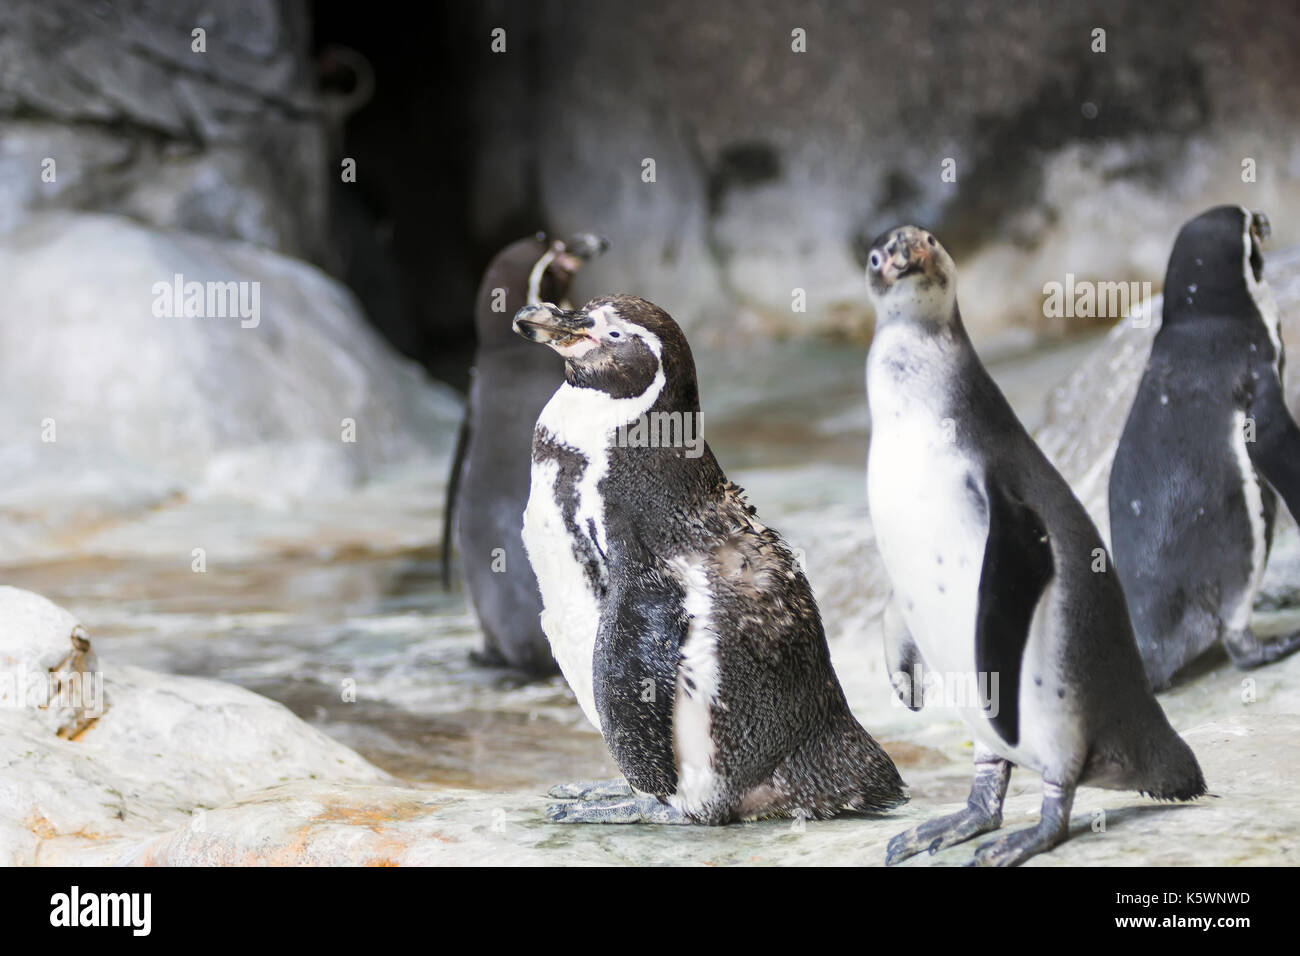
[
  {"x1": 535, "y1": 365, "x2": 670, "y2": 461},
  {"x1": 869, "y1": 306, "x2": 973, "y2": 414}
]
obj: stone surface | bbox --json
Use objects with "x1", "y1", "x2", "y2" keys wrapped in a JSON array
[
  {"x1": 0, "y1": 0, "x2": 328, "y2": 260},
  {"x1": 0, "y1": 587, "x2": 391, "y2": 867},
  {"x1": 24, "y1": 647, "x2": 1300, "y2": 866},
  {"x1": 474, "y1": 0, "x2": 1300, "y2": 342},
  {"x1": 4, "y1": 299, "x2": 1300, "y2": 863},
  {"x1": 0, "y1": 587, "x2": 99, "y2": 739},
  {"x1": 0, "y1": 212, "x2": 461, "y2": 565}
]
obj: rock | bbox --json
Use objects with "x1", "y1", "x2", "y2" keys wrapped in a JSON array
[
  {"x1": 99, "y1": 652, "x2": 1300, "y2": 865},
  {"x1": 0, "y1": 212, "x2": 461, "y2": 564},
  {"x1": 6, "y1": 557, "x2": 1300, "y2": 865},
  {"x1": 471, "y1": 0, "x2": 1300, "y2": 342},
  {"x1": 0, "y1": 0, "x2": 328, "y2": 260},
  {"x1": 0, "y1": 587, "x2": 100, "y2": 739},
  {"x1": 0, "y1": 587, "x2": 391, "y2": 866}
]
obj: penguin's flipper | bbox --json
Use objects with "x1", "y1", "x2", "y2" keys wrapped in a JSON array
[
  {"x1": 975, "y1": 475, "x2": 1055, "y2": 748},
  {"x1": 1247, "y1": 366, "x2": 1300, "y2": 521},
  {"x1": 593, "y1": 571, "x2": 686, "y2": 796},
  {"x1": 882, "y1": 593, "x2": 924, "y2": 711},
  {"x1": 440, "y1": 399, "x2": 472, "y2": 589}
]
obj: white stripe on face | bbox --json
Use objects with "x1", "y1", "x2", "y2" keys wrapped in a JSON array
[{"x1": 1240, "y1": 206, "x2": 1282, "y2": 362}]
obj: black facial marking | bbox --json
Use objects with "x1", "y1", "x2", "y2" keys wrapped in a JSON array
[{"x1": 567, "y1": 334, "x2": 658, "y2": 399}]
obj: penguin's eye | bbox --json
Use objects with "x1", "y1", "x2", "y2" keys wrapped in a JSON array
[
  {"x1": 927, "y1": 235, "x2": 937, "y2": 247},
  {"x1": 608, "y1": 330, "x2": 621, "y2": 339},
  {"x1": 869, "y1": 252, "x2": 881, "y2": 269}
]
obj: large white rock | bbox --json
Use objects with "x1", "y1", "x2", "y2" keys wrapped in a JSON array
[
  {"x1": 0, "y1": 586, "x2": 99, "y2": 739},
  {"x1": 0, "y1": 213, "x2": 461, "y2": 563},
  {"x1": 0, "y1": 586, "x2": 392, "y2": 866}
]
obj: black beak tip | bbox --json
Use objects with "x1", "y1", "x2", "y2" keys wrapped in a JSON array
[
  {"x1": 1252, "y1": 211, "x2": 1271, "y2": 242},
  {"x1": 566, "y1": 233, "x2": 610, "y2": 260},
  {"x1": 512, "y1": 305, "x2": 545, "y2": 340}
]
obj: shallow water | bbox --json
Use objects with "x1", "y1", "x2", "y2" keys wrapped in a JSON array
[{"x1": 1, "y1": 334, "x2": 1108, "y2": 792}]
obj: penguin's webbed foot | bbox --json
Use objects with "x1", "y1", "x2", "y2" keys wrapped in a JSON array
[
  {"x1": 969, "y1": 779, "x2": 1074, "y2": 867},
  {"x1": 885, "y1": 804, "x2": 1003, "y2": 865},
  {"x1": 1224, "y1": 627, "x2": 1300, "y2": 671},
  {"x1": 968, "y1": 819, "x2": 1067, "y2": 867},
  {"x1": 546, "y1": 778, "x2": 634, "y2": 800},
  {"x1": 886, "y1": 752, "x2": 1011, "y2": 865},
  {"x1": 545, "y1": 793, "x2": 687, "y2": 825}
]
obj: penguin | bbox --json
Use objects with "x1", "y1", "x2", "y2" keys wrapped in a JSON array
[
  {"x1": 512, "y1": 294, "x2": 906, "y2": 824},
  {"x1": 1110, "y1": 205, "x2": 1300, "y2": 690},
  {"x1": 443, "y1": 233, "x2": 607, "y2": 674},
  {"x1": 864, "y1": 225, "x2": 1205, "y2": 866}
]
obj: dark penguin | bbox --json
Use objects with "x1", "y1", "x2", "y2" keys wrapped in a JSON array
[
  {"x1": 513, "y1": 294, "x2": 905, "y2": 823},
  {"x1": 444, "y1": 233, "x2": 607, "y2": 674},
  {"x1": 1110, "y1": 205, "x2": 1300, "y2": 690},
  {"x1": 865, "y1": 225, "x2": 1204, "y2": 866}
]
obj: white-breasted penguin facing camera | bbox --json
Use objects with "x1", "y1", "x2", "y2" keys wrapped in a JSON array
[
  {"x1": 513, "y1": 293, "x2": 906, "y2": 824},
  {"x1": 864, "y1": 225, "x2": 1205, "y2": 866},
  {"x1": 444, "y1": 233, "x2": 607, "y2": 675},
  {"x1": 1110, "y1": 205, "x2": 1300, "y2": 690}
]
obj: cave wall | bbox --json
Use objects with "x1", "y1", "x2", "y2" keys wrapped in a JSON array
[{"x1": 5, "y1": 0, "x2": 1300, "y2": 375}]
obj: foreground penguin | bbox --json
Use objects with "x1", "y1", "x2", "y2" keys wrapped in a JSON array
[
  {"x1": 444, "y1": 233, "x2": 607, "y2": 674},
  {"x1": 865, "y1": 225, "x2": 1204, "y2": 866},
  {"x1": 512, "y1": 294, "x2": 905, "y2": 823},
  {"x1": 1111, "y1": 206, "x2": 1300, "y2": 690}
]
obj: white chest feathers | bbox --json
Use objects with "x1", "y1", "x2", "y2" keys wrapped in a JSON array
[
  {"x1": 866, "y1": 324, "x2": 988, "y2": 681},
  {"x1": 520, "y1": 375, "x2": 666, "y2": 732}
]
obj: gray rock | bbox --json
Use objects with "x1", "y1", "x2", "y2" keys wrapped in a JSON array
[
  {"x1": 0, "y1": 213, "x2": 461, "y2": 564},
  {"x1": 0, "y1": 0, "x2": 327, "y2": 258},
  {"x1": 473, "y1": 0, "x2": 1300, "y2": 341}
]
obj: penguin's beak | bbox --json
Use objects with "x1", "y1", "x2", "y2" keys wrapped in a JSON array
[
  {"x1": 553, "y1": 233, "x2": 610, "y2": 275},
  {"x1": 1250, "y1": 211, "x2": 1271, "y2": 244},
  {"x1": 883, "y1": 234, "x2": 931, "y2": 282},
  {"x1": 513, "y1": 303, "x2": 595, "y2": 346},
  {"x1": 563, "y1": 233, "x2": 609, "y2": 261}
]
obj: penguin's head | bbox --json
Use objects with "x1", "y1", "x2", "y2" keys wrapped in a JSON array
[
  {"x1": 513, "y1": 294, "x2": 699, "y2": 407},
  {"x1": 474, "y1": 232, "x2": 609, "y2": 345},
  {"x1": 863, "y1": 225, "x2": 957, "y2": 321},
  {"x1": 1163, "y1": 205, "x2": 1270, "y2": 322}
]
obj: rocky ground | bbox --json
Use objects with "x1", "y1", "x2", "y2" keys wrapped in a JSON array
[{"x1": 4, "y1": 242, "x2": 1300, "y2": 865}]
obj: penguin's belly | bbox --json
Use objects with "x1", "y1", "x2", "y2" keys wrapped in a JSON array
[
  {"x1": 869, "y1": 416, "x2": 1080, "y2": 776},
  {"x1": 522, "y1": 457, "x2": 603, "y2": 730},
  {"x1": 868, "y1": 420, "x2": 986, "y2": 692}
]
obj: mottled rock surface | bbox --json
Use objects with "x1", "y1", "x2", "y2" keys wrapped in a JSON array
[
  {"x1": 0, "y1": 587, "x2": 391, "y2": 866},
  {"x1": 476, "y1": 0, "x2": 1300, "y2": 342},
  {"x1": 0, "y1": 0, "x2": 327, "y2": 258}
]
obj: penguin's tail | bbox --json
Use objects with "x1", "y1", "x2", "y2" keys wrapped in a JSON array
[
  {"x1": 773, "y1": 712, "x2": 908, "y2": 819},
  {"x1": 1111, "y1": 711, "x2": 1206, "y2": 802},
  {"x1": 1137, "y1": 728, "x2": 1208, "y2": 802}
]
